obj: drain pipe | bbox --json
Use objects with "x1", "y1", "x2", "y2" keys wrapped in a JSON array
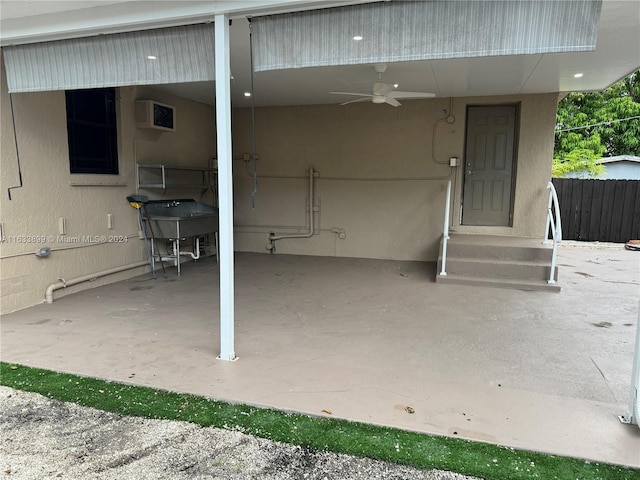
[
  {"x1": 175, "y1": 237, "x2": 202, "y2": 260},
  {"x1": 45, "y1": 261, "x2": 148, "y2": 304},
  {"x1": 267, "y1": 167, "x2": 315, "y2": 253}
]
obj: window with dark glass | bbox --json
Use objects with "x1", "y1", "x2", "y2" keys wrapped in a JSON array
[{"x1": 65, "y1": 88, "x2": 118, "y2": 174}]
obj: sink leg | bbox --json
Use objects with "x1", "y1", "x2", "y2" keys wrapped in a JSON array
[
  {"x1": 150, "y1": 238, "x2": 156, "y2": 277},
  {"x1": 176, "y1": 237, "x2": 181, "y2": 277}
]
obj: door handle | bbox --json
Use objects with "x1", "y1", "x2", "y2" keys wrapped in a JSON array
[{"x1": 467, "y1": 170, "x2": 473, "y2": 175}]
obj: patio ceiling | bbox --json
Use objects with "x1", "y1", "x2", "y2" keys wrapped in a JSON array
[
  {"x1": 0, "y1": 0, "x2": 640, "y2": 106},
  {"x1": 1, "y1": 0, "x2": 639, "y2": 107}
]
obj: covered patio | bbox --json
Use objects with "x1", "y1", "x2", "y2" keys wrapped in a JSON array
[{"x1": 1, "y1": 242, "x2": 639, "y2": 468}]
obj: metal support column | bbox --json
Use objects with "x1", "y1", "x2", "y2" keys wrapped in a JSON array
[
  {"x1": 215, "y1": 14, "x2": 236, "y2": 361},
  {"x1": 620, "y1": 301, "x2": 640, "y2": 426}
]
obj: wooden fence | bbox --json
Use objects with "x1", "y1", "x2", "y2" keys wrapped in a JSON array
[{"x1": 552, "y1": 178, "x2": 640, "y2": 243}]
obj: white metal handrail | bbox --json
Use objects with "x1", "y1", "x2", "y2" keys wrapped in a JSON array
[
  {"x1": 440, "y1": 180, "x2": 452, "y2": 276},
  {"x1": 543, "y1": 181, "x2": 562, "y2": 284}
]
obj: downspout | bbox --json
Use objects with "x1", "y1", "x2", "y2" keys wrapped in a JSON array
[
  {"x1": 45, "y1": 261, "x2": 148, "y2": 304},
  {"x1": 267, "y1": 167, "x2": 315, "y2": 253}
]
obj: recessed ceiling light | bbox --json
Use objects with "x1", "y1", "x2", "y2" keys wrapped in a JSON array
[
  {"x1": 393, "y1": 83, "x2": 399, "y2": 88},
  {"x1": 147, "y1": 55, "x2": 157, "y2": 60},
  {"x1": 244, "y1": 92, "x2": 251, "y2": 97},
  {"x1": 574, "y1": 73, "x2": 584, "y2": 78},
  {"x1": 352, "y1": 35, "x2": 363, "y2": 41}
]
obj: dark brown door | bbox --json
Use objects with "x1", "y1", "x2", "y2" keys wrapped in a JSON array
[{"x1": 462, "y1": 105, "x2": 517, "y2": 226}]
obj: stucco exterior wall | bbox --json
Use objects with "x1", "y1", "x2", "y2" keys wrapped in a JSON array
[
  {"x1": 232, "y1": 93, "x2": 557, "y2": 260},
  {"x1": 0, "y1": 53, "x2": 216, "y2": 314},
  {"x1": 133, "y1": 85, "x2": 218, "y2": 202}
]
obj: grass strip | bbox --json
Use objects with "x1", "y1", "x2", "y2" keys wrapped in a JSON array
[{"x1": 1, "y1": 362, "x2": 638, "y2": 480}]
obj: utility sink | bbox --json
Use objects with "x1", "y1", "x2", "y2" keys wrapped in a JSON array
[{"x1": 143, "y1": 199, "x2": 218, "y2": 239}]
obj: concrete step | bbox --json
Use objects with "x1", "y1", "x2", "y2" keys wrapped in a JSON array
[
  {"x1": 435, "y1": 273, "x2": 561, "y2": 292},
  {"x1": 436, "y1": 234, "x2": 561, "y2": 292},
  {"x1": 445, "y1": 234, "x2": 553, "y2": 261},
  {"x1": 438, "y1": 257, "x2": 557, "y2": 282}
]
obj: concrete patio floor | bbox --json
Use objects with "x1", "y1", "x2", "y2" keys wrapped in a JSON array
[{"x1": 1, "y1": 242, "x2": 639, "y2": 468}]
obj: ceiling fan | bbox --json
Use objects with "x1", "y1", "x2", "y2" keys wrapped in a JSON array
[{"x1": 330, "y1": 64, "x2": 435, "y2": 107}]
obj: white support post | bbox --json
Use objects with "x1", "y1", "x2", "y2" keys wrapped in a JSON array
[
  {"x1": 215, "y1": 14, "x2": 236, "y2": 361},
  {"x1": 620, "y1": 301, "x2": 640, "y2": 426}
]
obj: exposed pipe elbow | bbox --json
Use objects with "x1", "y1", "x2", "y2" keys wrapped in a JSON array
[
  {"x1": 45, "y1": 261, "x2": 148, "y2": 304},
  {"x1": 45, "y1": 279, "x2": 67, "y2": 304},
  {"x1": 268, "y1": 167, "x2": 316, "y2": 250},
  {"x1": 179, "y1": 237, "x2": 201, "y2": 260}
]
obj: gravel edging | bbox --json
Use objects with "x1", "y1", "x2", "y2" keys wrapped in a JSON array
[{"x1": 0, "y1": 386, "x2": 479, "y2": 480}]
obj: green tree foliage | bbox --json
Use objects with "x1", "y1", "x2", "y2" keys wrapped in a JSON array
[
  {"x1": 553, "y1": 70, "x2": 640, "y2": 177},
  {"x1": 551, "y1": 149, "x2": 604, "y2": 178}
]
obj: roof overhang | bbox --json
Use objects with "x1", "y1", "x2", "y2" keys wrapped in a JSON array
[{"x1": 1, "y1": 0, "x2": 638, "y2": 107}]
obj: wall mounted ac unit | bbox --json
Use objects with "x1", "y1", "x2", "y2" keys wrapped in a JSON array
[{"x1": 135, "y1": 100, "x2": 175, "y2": 132}]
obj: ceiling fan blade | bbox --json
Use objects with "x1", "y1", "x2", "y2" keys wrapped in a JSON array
[
  {"x1": 388, "y1": 91, "x2": 436, "y2": 99},
  {"x1": 372, "y1": 82, "x2": 394, "y2": 96},
  {"x1": 385, "y1": 97, "x2": 402, "y2": 107},
  {"x1": 340, "y1": 98, "x2": 372, "y2": 106},
  {"x1": 329, "y1": 92, "x2": 374, "y2": 98}
]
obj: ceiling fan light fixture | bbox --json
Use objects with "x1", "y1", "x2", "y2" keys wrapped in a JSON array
[
  {"x1": 329, "y1": 64, "x2": 434, "y2": 107},
  {"x1": 373, "y1": 64, "x2": 387, "y2": 74}
]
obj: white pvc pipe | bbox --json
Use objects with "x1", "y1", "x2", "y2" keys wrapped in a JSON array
[
  {"x1": 268, "y1": 167, "x2": 315, "y2": 248},
  {"x1": 179, "y1": 237, "x2": 201, "y2": 260},
  {"x1": 44, "y1": 261, "x2": 149, "y2": 304},
  {"x1": 439, "y1": 180, "x2": 452, "y2": 276}
]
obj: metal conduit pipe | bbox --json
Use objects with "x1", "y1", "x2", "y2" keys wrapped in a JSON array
[
  {"x1": 267, "y1": 167, "x2": 315, "y2": 253},
  {"x1": 45, "y1": 261, "x2": 149, "y2": 304}
]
